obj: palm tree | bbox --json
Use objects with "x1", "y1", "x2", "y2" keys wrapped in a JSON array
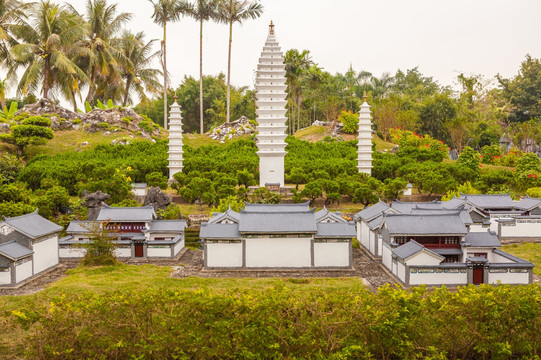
[
  {"x1": 149, "y1": 0, "x2": 192, "y2": 129},
  {"x1": 217, "y1": 0, "x2": 263, "y2": 124},
  {"x1": 189, "y1": 0, "x2": 218, "y2": 134},
  {"x1": 67, "y1": 0, "x2": 132, "y2": 105},
  {"x1": 11, "y1": 0, "x2": 89, "y2": 100},
  {"x1": 0, "y1": 0, "x2": 29, "y2": 72},
  {"x1": 118, "y1": 30, "x2": 162, "y2": 107},
  {"x1": 284, "y1": 49, "x2": 312, "y2": 133}
]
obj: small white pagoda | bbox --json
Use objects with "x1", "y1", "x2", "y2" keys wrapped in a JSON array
[
  {"x1": 357, "y1": 92, "x2": 373, "y2": 175},
  {"x1": 255, "y1": 21, "x2": 288, "y2": 187},
  {"x1": 168, "y1": 96, "x2": 184, "y2": 180}
]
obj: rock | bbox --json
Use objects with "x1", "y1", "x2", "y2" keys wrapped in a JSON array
[
  {"x1": 0, "y1": 123, "x2": 10, "y2": 133},
  {"x1": 81, "y1": 141, "x2": 89, "y2": 146},
  {"x1": 209, "y1": 116, "x2": 255, "y2": 141},
  {"x1": 82, "y1": 190, "x2": 110, "y2": 221},
  {"x1": 144, "y1": 186, "x2": 171, "y2": 212},
  {"x1": 103, "y1": 131, "x2": 111, "y2": 136},
  {"x1": 17, "y1": 98, "x2": 79, "y2": 120}
]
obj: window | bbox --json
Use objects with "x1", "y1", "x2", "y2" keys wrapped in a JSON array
[
  {"x1": 442, "y1": 255, "x2": 459, "y2": 263},
  {"x1": 395, "y1": 236, "x2": 407, "y2": 244},
  {"x1": 473, "y1": 253, "x2": 487, "y2": 259}
]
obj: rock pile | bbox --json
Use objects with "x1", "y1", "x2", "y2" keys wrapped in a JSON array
[
  {"x1": 15, "y1": 99, "x2": 162, "y2": 139},
  {"x1": 209, "y1": 116, "x2": 256, "y2": 141}
]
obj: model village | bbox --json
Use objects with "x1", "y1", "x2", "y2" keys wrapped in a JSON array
[{"x1": 0, "y1": 23, "x2": 536, "y2": 290}]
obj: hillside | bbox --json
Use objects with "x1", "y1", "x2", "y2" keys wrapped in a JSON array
[{"x1": 295, "y1": 125, "x2": 396, "y2": 151}]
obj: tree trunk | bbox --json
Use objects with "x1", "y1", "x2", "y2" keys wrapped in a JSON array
[
  {"x1": 43, "y1": 56, "x2": 50, "y2": 99},
  {"x1": 123, "y1": 75, "x2": 132, "y2": 107},
  {"x1": 71, "y1": 89, "x2": 78, "y2": 112},
  {"x1": 198, "y1": 195, "x2": 202, "y2": 211},
  {"x1": 163, "y1": 23, "x2": 168, "y2": 130},
  {"x1": 199, "y1": 18, "x2": 204, "y2": 134},
  {"x1": 85, "y1": 69, "x2": 97, "y2": 105},
  {"x1": 226, "y1": 16, "x2": 233, "y2": 124},
  {"x1": 297, "y1": 94, "x2": 301, "y2": 132}
]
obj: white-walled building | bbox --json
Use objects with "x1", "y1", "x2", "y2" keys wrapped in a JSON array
[
  {"x1": 0, "y1": 210, "x2": 62, "y2": 287},
  {"x1": 200, "y1": 203, "x2": 355, "y2": 269},
  {"x1": 354, "y1": 197, "x2": 535, "y2": 286},
  {"x1": 61, "y1": 205, "x2": 186, "y2": 260},
  {"x1": 168, "y1": 97, "x2": 184, "y2": 180},
  {"x1": 255, "y1": 22, "x2": 288, "y2": 187}
]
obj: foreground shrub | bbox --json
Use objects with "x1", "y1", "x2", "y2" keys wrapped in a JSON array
[{"x1": 14, "y1": 283, "x2": 541, "y2": 359}]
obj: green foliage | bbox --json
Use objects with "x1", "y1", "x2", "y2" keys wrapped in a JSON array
[
  {"x1": 0, "y1": 201, "x2": 35, "y2": 217},
  {"x1": 0, "y1": 183, "x2": 30, "y2": 203},
  {"x1": 0, "y1": 101, "x2": 18, "y2": 120},
  {"x1": 480, "y1": 144, "x2": 503, "y2": 164},
  {"x1": 20, "y1": 116, "x2": 51, "y2": 127},
  {"x1": 96, "y1": 122, "x2": 110, "y2": 129},
  {"x1": 211, "y1": 195, "x2": 246, "y2": 213},
  {"x1": 513, "y1": 153, "x2": 541, "y2": 191},
  {"x1": 81, "y1": 222, "x2": 118, "y2": 266},
  {"x1": 156, "y1": 204, "x2": 182, "y2": 220},
  {"x1": 526, "y1": 187, "x2": 541, "y2": 198},
  {"x1": 111, "y1": 199, "x2": 140, "y2": 208},
  {"x1": 33, "y1": 186, "x2": 70, "y2": 219},
  {"x1": 145, "y1": 171, "x2": 168, "y2": 189},
  {"x1": 457, "y1": 146, "x2": 481, "y2": 175},
  {"x1": 442, "y1": 181, "x2": 480, "y2": 201},
  {"x1": 338, "y1": 110, "x2": 359, "y2": 133},
  {"x1": 0, "y1": 120, "x2": 54, "y2": 158},
  {"x1": 16, "y1": 284, "x2": 541, "y2": 359}
]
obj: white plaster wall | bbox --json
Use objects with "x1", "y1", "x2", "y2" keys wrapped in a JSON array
[
  {"x1": 382, "y1": 245, "x2": 392, "y2": 271},
  {"x1": 314, "y1": 243, "x2": 350, "y2": 267},
  {"x1": 245, "y1": 238, "x2": 310, "y2": 268},
  {"x1": 468, "y1": 224, "x2": 486, "y2": 233},
  {"x1": 32, "y1": 236, "x2": 59, "y2": 274},
  {"x1": 147, "y1": 246, "x2": 171, "y2": 258},
  {"x1": 491, "y1": 252, "x2": 515, "y2": 263},
  {"x1": 59, "y1": 247, "x2": 86, "y2": 258},
  {"x1": 149, "y1": 233, "x2": 178, "y2": 241},
  {"x1": 368, "y1": 231, "x2": 376, "y2": 256},
  {"x1": 0, "y1": 269, "x2": 11, "y2": 285},
  {"x1": 206, "y1": 243, "x2": 243, "y2": 267},
  {"x1": 409, "y1": 271, "x2": 467, "y2": 285},
  {"x1": 396, "y1": 262, "x2": 406, "y2": 283},
  {"x1": 463, "y1": 247, "x2": 494, "y2": 262},
  {"x1": 259, "y1": 156, "x2": 285, "y2": 187},
  {"x1": 360, "y1": 222, "x2": 370, "y2": 250},
  {"x1": 488, "y1": 271, "x2": 530, "y2": 284},
  {"x1": 114, "y1": 248, "x2": 132, "y2": 258},
  {"x1": 500, "y1": 222, "x2": 541, "y2": 238},
  {"x1": 173, "y1": 239, "x2": 184, "y2": 256},
  {"x1": 405, "y1": 251, "x2": 442, "y2": 266},
  {"x1": 376, "y1": 237, "x2": 382, "y2": 257},
  {"x1": 132, "y1": 189, "x2": 146, "y2": 197},
  {"x1": 15, "y1": 260, "x2": 33, "y2": 283}
]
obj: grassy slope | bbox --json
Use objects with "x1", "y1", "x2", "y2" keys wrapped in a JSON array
[{"x1": 503, "y1": 243, "x2": 541, "y2": 276}]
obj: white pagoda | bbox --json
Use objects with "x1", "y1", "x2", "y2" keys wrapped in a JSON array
[
  {"x1": 168, "y1": 96, "x2": 184, "y2": 180},
  {"x1": 255, "y1": 21, "x2": 288, "y2": 187},
  {"x1": 357, "y1": 92, "x2": 373, "y2": 175}
]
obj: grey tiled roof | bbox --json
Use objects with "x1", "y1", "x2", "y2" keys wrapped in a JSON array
[
  {"x1": 354, "y1": 201, "x2": 390, "y2": 221},
  {"x1": 315, "y1": 223, "x2": 355, "y2": 238},
  {"x1": 442, "y1": 197, "x2": 467, "y2": 209},
  {"x1": 0, "y1": 241, "x2": 33, "y2": 260},
  {"x1": 392, "y1": 240, "x2": 443, "y2": 261},
  {"x1": 148, "y1": 220, "x2": 186, "y2": 232},
  {"x1": 516, "y1": 197, "x2": 541, "y2": 210},
  {"x1": 384, "y1": 213, "x2": 468, "y2": 235},
  {"x1": 409, "y1": 208, "x2": 473, "y2": 224},
  {"x1": 200, "y1": 223, "x2": 240, "y2": 239},
  {"x1": 366, "y1": 215, "x2": 384, "y2": 229},
  {"x1": 66, "y1": 221, "x2": 93, "y2": 233},
  {"x1": 431, "y1": 248, "x2": 463, "y2": 256},
  {"x1": 3, "y1": 210, "x2": 62, "y2": 238},
  {"x1": 239, "y1": 211, "x2": 317, "y2": 233},
  {"x1": 314, "y1": 207, "x2": 346, "y2": 223},
  {"x1": 460, "y1": 194, "x2": 515, "y2": 209},
  {"x1": 243, "y1": 202, "x2": 311, "y2": 213},
  {"x1": 208, "y1": 209, "x2": 240, "y2": 224},
  {"x1": 464, "y1": 231, "x2": 501, "y2": 247},
  {"x1": 97, "y1": 205, "x2": 155, "y2": 222}
]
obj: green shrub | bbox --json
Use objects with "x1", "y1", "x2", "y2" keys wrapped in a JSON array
[
  {"x1": 145, "y1": 171, "x2": 168, "y2": 189},
  {"x1": 121, "y1": 116, "x2": 133, "y2": 124},
  {"x1": 338, "y1": 110, "x2": 359, "y2": 133},
  {"x1": 97, "y1": 122, "x2": 110, "y2": 129}
]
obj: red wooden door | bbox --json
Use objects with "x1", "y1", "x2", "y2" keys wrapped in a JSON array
[
  {"x1": 473, "y1": 267, "x2": 483, "y2": 285},
  {"x1": 134, "y1": 244, "x2": 144, "y2": 257}
]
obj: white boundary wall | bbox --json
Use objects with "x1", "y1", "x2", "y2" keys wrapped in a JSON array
[
  {"x1": 15, "y1": 260, "x2": 33, "y2": 283},
  {"x1": 147, "y1": 246, "x2": 171, "y2": 258},
  {"x1": 488, "y1": 270, "x2": 530, "y2": 284},
  {"x1": 173, "y1": 239, "x2": 184, "y2": 256},
  {"x1": 32, "y1": 236, "x2": 59, "y2": 274},
  {"x1": 245, "y1": 238, "x2": 310, "y2": 268},
  {"x1": 314, "y1": 242, "x2": 349, "y2": 267},
  {"x1": 206, "y1": 243, "x2": 243, "y2": 267},
  {"x1": 114, "y1": 248, "x2": 132, "y2": 258},
  {"x1": 360, "y1": 222, "x2": 370, "y2": 250},
  {"x1": 409, "y1": 270, "x2": 467, "y2": 285},
  {"x1": 0, "y1": 268, "x2": 11, "y2": 285},
  {"x1": 59, "y1": 247, "x2": 86, "y2": 258},
  {"x1": 382, "y1": 244, "x2": 392, "y2": 271},
  {"x1": 500, "y1": 220, "x2": 541, "y2": 238}
]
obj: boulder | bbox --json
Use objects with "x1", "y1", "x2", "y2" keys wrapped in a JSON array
[
  {"x1": 82, "y1": 190, "x2": 110, "y2": 221},
  {"x1": 144, "y1": 186, "x2": 171, "y2": 212}
]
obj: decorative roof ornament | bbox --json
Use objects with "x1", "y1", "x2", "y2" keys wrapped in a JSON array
[{"x1": 269, "y1": 20, "x2": 274, "y2": 35}]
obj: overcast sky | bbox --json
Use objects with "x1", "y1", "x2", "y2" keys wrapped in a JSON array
[{"x1": 12, "y1": 0, "x2": 541, "y2": 98}]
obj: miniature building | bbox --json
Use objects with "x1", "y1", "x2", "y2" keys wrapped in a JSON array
[
  {"x1": 255, "y1": 21, "x2": 288, "y2": 187},
  {"x1": 131, "y1": 183, "x2": 147, "y2": 197},
  {"x1": 0, "y1": 210, "x2": 62, "y2": 286},
  {"x1": 354, "y1": 197, "x2": 535, "y2": 286},
  {"x1": 200, "y1": 202, "x2": 355, "y2": 269},
  {"x1": 357, "y1": 92, "x2": 373, "y2": 175},
  {"x1": 168, "y1": 97, "x2": 184, "y2": 180},
  {"x1": 61, "y1": 205, "x2": 186, "y2": 260}
]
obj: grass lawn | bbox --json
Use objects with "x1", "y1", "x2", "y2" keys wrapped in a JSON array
[{"x1": 502, "y1": 243, "x2": 541, "y2": 276}]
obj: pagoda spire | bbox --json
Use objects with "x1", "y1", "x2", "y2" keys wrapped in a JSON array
[
  {"x1": 168, "y1": 98, "x2": 184, "y2": 180},
  {"x1": 357, "y1": 95, "x2": 372, "y2": 175},
  {"x1": 255, "y1": 22, "x2": 288, "y2": 187}
]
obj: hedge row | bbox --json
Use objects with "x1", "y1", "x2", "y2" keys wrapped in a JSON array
[{"x1": 14, "y1": 283, "x2": 541, "y2": 359}]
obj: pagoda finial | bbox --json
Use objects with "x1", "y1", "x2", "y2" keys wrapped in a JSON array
[
  {"x1": 363, "y1": 90, "x2": 367, "y2": 102},
  {"x1": 269, "y1": 20, "x2": 274, "y2": 35},
  {"x1": 174, "y1": 92, "x2": 178, "y2": 103}
]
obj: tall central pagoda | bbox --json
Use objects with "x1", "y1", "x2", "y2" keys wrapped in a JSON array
[{"x1": 255, "y1": 21, "x2": 288, "y2": 187}]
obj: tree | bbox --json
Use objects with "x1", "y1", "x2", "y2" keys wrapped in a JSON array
[
  {"x1": 457, "y1": 146, "x2": 481, "y2": 176},
  {"x1": 81, "y1": 221, "x2": 117, "y2": 266},
  {"x1": 189, "y1": 0, "x2": 218, "y2": 134},
  {"x1": 0, "y1": 0, "x2": 30, "y2": 84},
  {"x1": 67, "y1": 0, "x2": 132, "y2": 106},
  {"x1": 118, "y1": 31, "x2": 162, "y2": 107},
  {"x1": 149, "y1": 0, "x2": 192, "y2": 130},
  {"x1": 338, "y1": 110, "x2": 358, "y2": 134},
  {"x1": 11, "y1": 0, "x2": 89, "y2": 100},
  {"x1": 284, "y1": 48, "x2": 312, "y2": 132},
  {"x1": 0, "y1": 116, "x2": 54, "y2": 157},
  {"x1": 217, "y1": 0, "x2": 263, "y2": 124},
  {"x1": 185, "y1": 176, "x2": 212, "y2": 210}
]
